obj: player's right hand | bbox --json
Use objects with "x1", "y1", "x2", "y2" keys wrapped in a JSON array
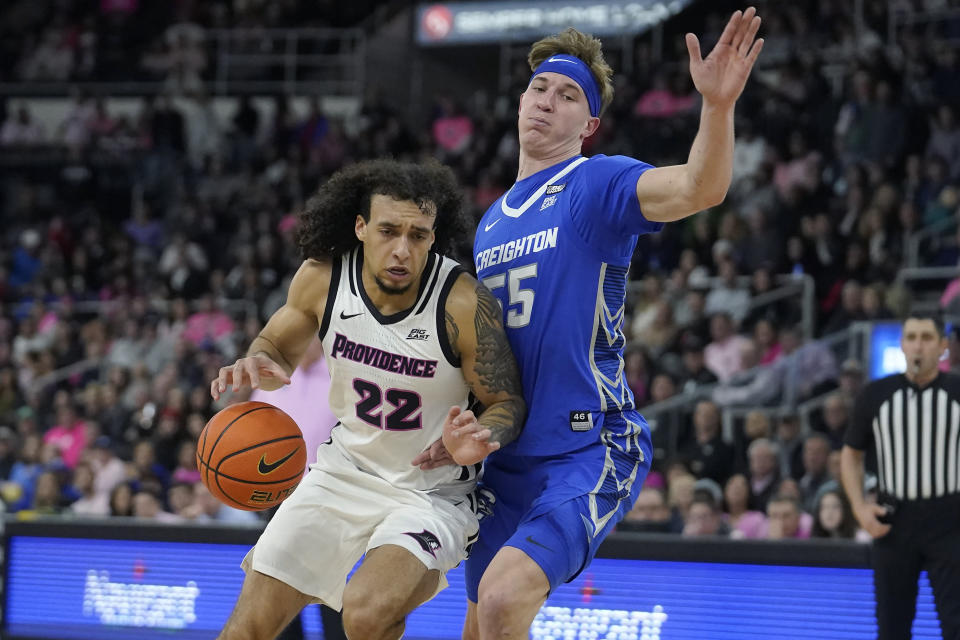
[
  {"x1": 441, "y1": 406, "x2": 500, "y2": 466},
  {"x1": 854, "y1": 503, "x2": 892, "y2": 539},
  {"x1": 211, "y1": 353, "x2": 291, "y2": 400}
]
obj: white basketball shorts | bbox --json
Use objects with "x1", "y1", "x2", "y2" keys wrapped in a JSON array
[{"x1": 241, "y1": 443, "x2": 478, "y2": 611}]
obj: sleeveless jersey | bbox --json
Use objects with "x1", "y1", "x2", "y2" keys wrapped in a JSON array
[
  {"x1": 474, "y1": 154, "x2": 662, "y2": 456},
  {"x1": 319, "y1": 247, "x2": 476, "y2": 495}
]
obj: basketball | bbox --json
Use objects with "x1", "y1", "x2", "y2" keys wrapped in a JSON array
[{"x1": 197, "y1": 400, "x2": 308, "y2": 511}]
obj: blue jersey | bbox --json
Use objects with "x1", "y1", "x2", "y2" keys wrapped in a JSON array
[{"x1": 474, "y1": 154, "x2": 662, "y2": 456}]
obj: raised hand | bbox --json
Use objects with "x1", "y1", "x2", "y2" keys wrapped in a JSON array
[
  {"x1": 686, "y1": 7, "x2": 763, "y2": 109},
  {"x1": 441, "y1": 406, "x2": 500, "y2": 466},
  {"x1": 211, "y1": 352, "x2": 292, "y2": 400}
]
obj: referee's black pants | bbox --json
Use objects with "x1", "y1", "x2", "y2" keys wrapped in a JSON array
[{"x1": 872, "y1": 493, "x2": 960, "y2": 640}]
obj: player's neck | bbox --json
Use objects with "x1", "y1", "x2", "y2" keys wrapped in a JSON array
[{"x1": 517, "y1": 146, "x2": 582, "y2": 181}]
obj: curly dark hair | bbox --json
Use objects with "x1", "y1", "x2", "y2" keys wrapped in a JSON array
[{"x1": 298, "y1": 159, "x2": 470, "y2": 261}]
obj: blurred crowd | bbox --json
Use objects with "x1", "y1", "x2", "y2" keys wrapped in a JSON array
[
  {"x1": 2, "y1": 0, "x2": 392, "y2": 87},
  {"x1": 2, "y1": 0, "x2": 960, "y2": 528}
]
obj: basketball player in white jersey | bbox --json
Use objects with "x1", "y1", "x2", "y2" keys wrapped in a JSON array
[{"x1": 209, "y1": 159, "x2": 526, "y2": 640}]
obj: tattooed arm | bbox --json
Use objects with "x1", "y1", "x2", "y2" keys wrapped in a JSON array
[{"x1": 438, "y1": 272, "x2": 526, "y2": 465}]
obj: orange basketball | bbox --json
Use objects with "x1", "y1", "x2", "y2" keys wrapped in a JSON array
[{"x1": 197, "y1": 400, "x2": 307, "y2": 511}]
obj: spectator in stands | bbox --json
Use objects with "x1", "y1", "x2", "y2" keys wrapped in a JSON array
[
  {"x1": 765, "y1": 494, "x2": 810, "y2": 540},
  {"x1": 682, "y1": 493, "x2": 731, "y2": 537},
  {"x1": 753, "y1": 317, "x2": 782, "y2": 365},
  {"x1": 648, "y1": 372, "x2": 679, "y2": 406},
  {"x1": 634, "y1": 300, "x2": 678, "y2": 358},
  {"x1": 108, "y1": 482, "x2": 134, "y2": 517},
  {"x1": 132, "y1": 486, "x2": 181, "y2": 522},
  {"x1": 676, "y1": 332, "x2": 718, "y2": 394},
  {"x1": 723, "y1": 473, "x2": 766, "y2": 539},
  {"x1": 729, "y1": 119, "x2": 766, "y2": 202},
  {"x1": 30, "y1": 470, "x2": 65, "y2": 514},
  {"x1": 837, "y1": 358, "x2": 866, "y2": 400},
  {"x1": 624, "y1": 345, "x2": 654, "y2": 408},
  {"x1": 747, "y1": 438, "x2": 780, "y2": 512},
  {"x1": 711, "y1": 340, "x2": 782, "y2": 407},
  {"x1": 814, "y1": 391, "x2": 850, "y2": 450},
  {"x1": 667, "y1": 473, "x2": 697, "y2": 525},
  {"x1": 811, "y1": 483, "x2": 868, "y2": 541},
  {"x1": 823, "y1": 280, "x2": 866, "y2": 335},
  {"x1": 631, "y1": 274, "x2": 667, "y2": 338},
  {"x1": 799, "y1": 433, "x2": 832, "y2": 511},
  {"x1": 619, "y1": 487, "x2": 679, "y2": 533},
  {"x1": 779, "y1": 326, "x2": 839, "y2": 404},
  {"x1": 684, "y1": 400, "x2": 735, "y2": 486},
  {"x1": 704, "y1": 312, "x2": 752, "y2": 382},
  {"x1": 705, "y1": 260, "x2": 751, "y2": 325},
  {"x1": 861, "y1": 282, "x2": 893, "y2": 322},
  {"x1": 171, "y1": 439, "x2": 200, "y2": 485},
  {"x1": 129, "y1": 439, "x2": 170, "y2": 489},
  {"x1": 42, "y1": 401, "x2": 88, "y2": 469},
  {"x1": 181, "y1": 480, "x2": 258, "y2": 524},
  {"x1": 69, "y1": 461, "x2": 110, "y2": 516},
  {"x1": 89, "y1": 435, "x2": 127, "y2": 500},
  {"x1": 736, "y1": 409, "x2": 772, "y2": 472}
]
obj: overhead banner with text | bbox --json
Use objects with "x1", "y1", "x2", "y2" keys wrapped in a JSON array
[{"x1": 416, "y1": 0, "x2": 695, "y2": 45}]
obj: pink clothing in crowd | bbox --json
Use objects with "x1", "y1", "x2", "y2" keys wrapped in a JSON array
[
  {"x1": 182, "y1": 310, "x2": 235, "y2": 346},
  {"x1": 705, "y1": 334, "x2": 752, "y2": 382},
  {"x1": 727, "y1": 510, "x2": 768, "y2": 539},
  {"x1": 250, "y1": 355, "x2": 337, "y2": 471},
  {"x1": 43, "y1": 419, "x2": 88, "y2": 468}
]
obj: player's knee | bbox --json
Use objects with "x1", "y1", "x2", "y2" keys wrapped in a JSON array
[
  {"x1": 341, "y1": 596, "x2": 402, "y2": 640},
  {"x1": 475, "y1": 582, "x2": 517, "y2": 624}
]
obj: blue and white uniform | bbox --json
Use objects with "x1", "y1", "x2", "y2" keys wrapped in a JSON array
[{"x1": 466, "y1": 153, "x2": 661, "y2": 597}]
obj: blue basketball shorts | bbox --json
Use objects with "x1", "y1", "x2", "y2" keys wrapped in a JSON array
[{"x1": 464, "y1": 410, "x2": 652, "y2": 601}]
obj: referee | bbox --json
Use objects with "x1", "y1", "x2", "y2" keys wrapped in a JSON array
[{"x1": 841, "y1": 312, "x2": 960, "y2": 639}]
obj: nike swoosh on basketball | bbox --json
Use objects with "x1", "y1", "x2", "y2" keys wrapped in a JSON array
[
  {"x1": 525, "y1": 535, "x2": 554, "y2": 552},
  {"x1": 258, "y1": 448, "x2": 300, "y2": 474},
  {"x1": 484, "y1": 218, "x2": 501, "y2": 232},
  {"x1": 340, "y1": 311, "x2": 363, "y2": 320}
]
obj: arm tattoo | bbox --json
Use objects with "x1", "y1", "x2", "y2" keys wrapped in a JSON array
[
  {"x1": 444, "y1": 310, "x2": 460, "y2": 360},
  {"x1": 472, "y1": 284, "x2": 526, "y2": 446}
]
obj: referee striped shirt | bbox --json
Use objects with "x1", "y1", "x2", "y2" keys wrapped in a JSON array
[{"x1": 845, "y1": 373, "x2": 960, "y2": 500}]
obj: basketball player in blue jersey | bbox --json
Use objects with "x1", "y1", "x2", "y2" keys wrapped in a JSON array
[
  {"x1": 209, "y1": 160, "x2": 525, "y2": 640},
  {"x1": 413, "y1": 8, "x2": 764, "y2": 638}
]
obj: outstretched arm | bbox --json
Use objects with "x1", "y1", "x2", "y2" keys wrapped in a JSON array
[
  {"x1": 637, "y1": 7, "x2": 764, "y2": 223},
  {"x1": 211, "y1": 259, "x2": 329, "y2": 399},
  {"x1": 440, "y1": 273, "x2": 526, "y2": 466}
]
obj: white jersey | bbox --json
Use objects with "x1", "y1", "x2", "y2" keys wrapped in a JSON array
[{"x1": 319, "y1": 247, "x2": 477, "y2": 495}]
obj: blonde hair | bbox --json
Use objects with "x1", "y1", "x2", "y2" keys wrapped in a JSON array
[{"x1": 527, "y1": 28, "x2": 614, "y2": 115}]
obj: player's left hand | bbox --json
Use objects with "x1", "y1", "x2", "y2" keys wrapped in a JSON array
[
  {"x1": 442, "y1": 406, "x2": 500, "y2": 466},
  {"x1": 411, "y1": 437, "x2": 455, "y2": 470},
  {"x1": 686, "y1": 6, "x2": 763, "y2": 109}
]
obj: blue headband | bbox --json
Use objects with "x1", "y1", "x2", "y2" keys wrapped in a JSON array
[{"x1": 530, "y1": 54, "x2": 602, "y2": 117}]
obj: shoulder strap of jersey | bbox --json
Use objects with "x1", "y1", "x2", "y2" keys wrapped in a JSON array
[{"x1": 318, "y1": 254, "x2": 344, "y2": 340}]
